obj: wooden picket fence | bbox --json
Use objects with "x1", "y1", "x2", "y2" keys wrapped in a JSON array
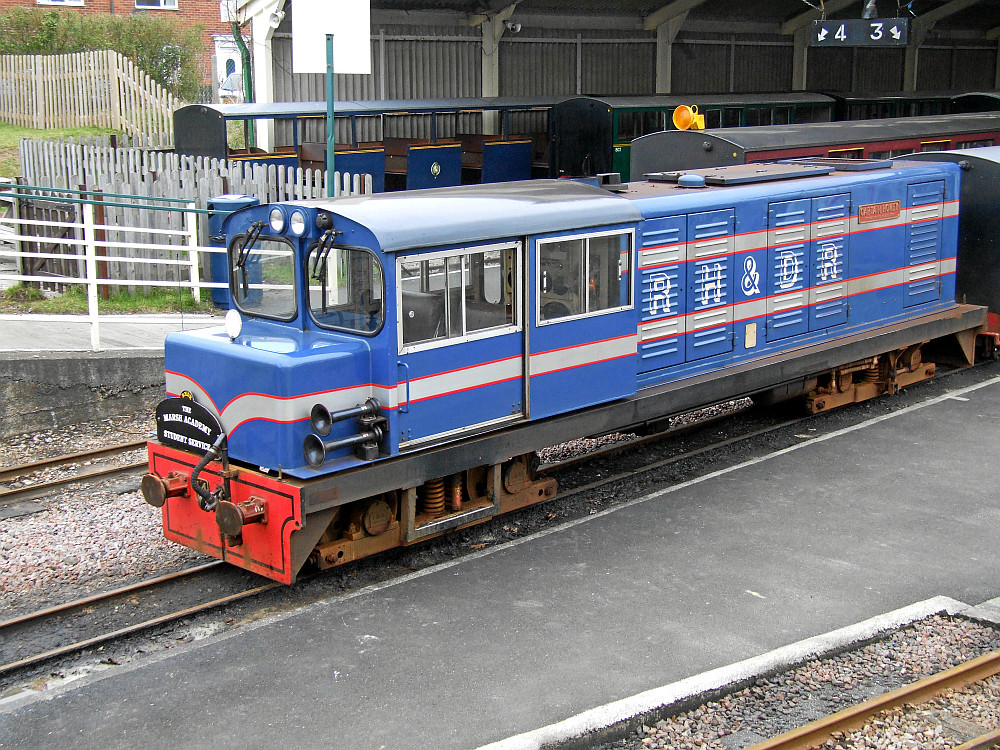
[
  {"x1": 17, "y1": 135, "x2": 359, "y2": 206},
  {"x1": 8, "y1": 135, "x2": 371, "y2": 290},
  {"x1": 0, "y1": 50, "x2": 179, "y2": 142}
]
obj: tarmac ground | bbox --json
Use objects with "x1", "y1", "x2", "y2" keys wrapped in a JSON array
[{"x1": 1, "y1": 361, "x2": 998, "y2": 749}]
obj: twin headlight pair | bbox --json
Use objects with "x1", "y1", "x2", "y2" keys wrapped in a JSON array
[{"x1": 268, "y1": 207, "x2": 307, "y2": 236}]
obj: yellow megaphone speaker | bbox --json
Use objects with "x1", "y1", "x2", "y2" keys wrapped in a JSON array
[{"x1": 672, "y1": 105, "x2": 705, "y2": 131}]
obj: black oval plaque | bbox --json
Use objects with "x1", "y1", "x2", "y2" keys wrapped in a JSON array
[{"x1": 156, "y1": 397, "x2": 226, "y2": 453}]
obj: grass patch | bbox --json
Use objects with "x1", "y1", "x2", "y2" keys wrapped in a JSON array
[
  {"x1": 0, "y1": 283, "x2": 217, "y2": 315},
  {"x1": 0, "y1": 124, "x2": 119, "y2": 179}
]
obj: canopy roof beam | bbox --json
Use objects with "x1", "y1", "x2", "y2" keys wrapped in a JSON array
[
  {"x1": 642, "y1": 0, "x2": 710, "y2": 31},
  {"x1": 642, "y1": 1, "x2": 710, "y2": 94},
  {"x1": 469, "y1": 1, "x2": 521, "y2": 133}
]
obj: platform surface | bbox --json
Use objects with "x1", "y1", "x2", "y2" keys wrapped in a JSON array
[
  {"x1": 0, "y1": 312, "x2": 219, "y2": 352},
  {"x1": 2, "y1": 370, "x2": 999, "y2": 749}
]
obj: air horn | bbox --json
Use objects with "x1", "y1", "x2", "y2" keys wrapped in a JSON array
[{"x1": 303, "y1": 398, "x2": 385, "y2": 467}]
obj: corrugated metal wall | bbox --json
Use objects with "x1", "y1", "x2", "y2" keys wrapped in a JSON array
[
  {"x1": 733, "y1": 44, "x2": 791, "y2": 92},
  {"x1": 264, "y1": 16, "x2": 998, "y2": 146},
  {"x1": 853, "y1": 48, "x2": 905, "y2": 91},
  {"x1": 672, "y1": 42, "x2": 729, "y2": 93},
  {"x1": 807, "y1": 48, "x2": 853, "y2": 91},
  {"x1": 273, "y1": 25, "x2": 482, "y2": 142},
  {"x1": 953, "y1": 48, "x2": 998, "y2": 89},
  {"x1": 500, "y1": 40, "x2": 577, "y2": 96},
  {"x1": 916, "y1": 48, "x2": 953, "y2": 89},
  {"x1": 917, "y1": 46, "x2": 998, "y2": 90}
]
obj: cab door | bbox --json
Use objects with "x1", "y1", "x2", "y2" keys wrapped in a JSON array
[
  {"x1": 528, "y1": 227, "x2": 637, "y2": 420},
  {"x1": 396, "y1": 243, "x2": 524, "y2": 446}
]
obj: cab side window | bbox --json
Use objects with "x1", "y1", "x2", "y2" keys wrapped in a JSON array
[
  {"x1": 400, "y1": 246, "x2": 517, "y2": 349},
  {"x1": 538, "y1": 230, "x2": 632, "y2": 323}
]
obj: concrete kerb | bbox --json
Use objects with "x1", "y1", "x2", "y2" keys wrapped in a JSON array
[{"x1": 477, "y1": 595, "x2": 989, "y2": 750}]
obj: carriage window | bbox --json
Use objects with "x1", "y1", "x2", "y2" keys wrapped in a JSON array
[
  {"x1": 230, "y1": 235, "x2": 296, "y2": 321},
  {"x1": 744, "y1": 108, "x2": 770, "y2": 127},
  {"x1": 870, "y1": 148, "x2": 916, "y2": 159},
  {"x1": 400, "y1": 246, "x2": 517, "y2": 348},
  {"x1": 538, "y1": 231, "x2": 632, "y2": 322},
  {"x1": 956, "y1": 139, "x2": 994, "y2": 149},
  {"x1": 920, "y1": 140, "x2": 950, "y2": 152},
  {"x1": 618, "y1": 111, "x2": 665, "y2": 141},
  {"x1": 306, "y1": 244, "x2": 384, "y2": 335},
  {"x1": 702, "y1": 109, "x2": 723, "y2": 129}
]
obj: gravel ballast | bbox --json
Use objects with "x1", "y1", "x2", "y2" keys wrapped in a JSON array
[
  {"x1": 0, "y1": 411, "x2": 205, "y2": 617},
  {"x1": 597, "y1": 615, "x2": 1000, "y2": 750}
]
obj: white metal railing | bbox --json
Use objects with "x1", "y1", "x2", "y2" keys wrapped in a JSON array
[{"x1": 0, "y1": 201, "x2": 222, "y2": 351}]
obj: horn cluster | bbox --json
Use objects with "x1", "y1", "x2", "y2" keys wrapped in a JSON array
[{"x1": 302, "y1": 397, "x2": 386, "y2": 467}]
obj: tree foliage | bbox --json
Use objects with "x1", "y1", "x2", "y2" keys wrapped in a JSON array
[{"x1": 0, "y1": 8, "x2": 205, "y2": 101}]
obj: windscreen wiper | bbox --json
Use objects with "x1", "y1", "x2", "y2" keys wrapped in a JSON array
[
  {"x1": 235, "y1": 221, "x2": 266, "y2": 297},
  {"x1": 310, "y1": 230, "x2": 337, "y2": 313}
]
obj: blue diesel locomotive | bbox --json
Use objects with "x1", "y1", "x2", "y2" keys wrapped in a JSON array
[{"x1": 141, "y1": 158, "x2": 985, "y2": 583}]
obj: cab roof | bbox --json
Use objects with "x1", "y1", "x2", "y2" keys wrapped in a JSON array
[{"x1": 297, "y1": 179, "x2": 643, "y2": 253}]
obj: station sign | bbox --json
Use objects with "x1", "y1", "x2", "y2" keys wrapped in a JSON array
[{"x1": 811, "y1": 18, "x2": 910, "y2": 46}]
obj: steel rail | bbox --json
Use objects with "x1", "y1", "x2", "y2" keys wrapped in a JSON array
[
  {"x1": 0, "y1": 561, "x2": 279, "y2": 678},
  {"x1": 746, "y1": 649, "x2": 1000, "y2": 750},
  {"x1": 0, "y1": 461, "x2": 148, "y2": 506},
  {"x1": 0, "y1": 439, "x2": 149, "y2": 483},
  {"x1": 0, "y1": 561, "x2": 224, "y2": 631},
  {"x1": 955, "y1": 728, "x2": 1000, "y2": 749}
]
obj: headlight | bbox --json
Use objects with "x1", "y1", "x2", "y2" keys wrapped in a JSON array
[
  {"x1": 269, "y1": 208, "x2": 285, "y2": 233},
  {"x1": 225, "y1": 308, "x2": 243, "y2": 340},
  {"x1": 289, "y1": 211, "x2": 306, "y2": 236}
]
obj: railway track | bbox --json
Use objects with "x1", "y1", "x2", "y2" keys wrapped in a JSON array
[
  {"x1": 0, "y1": 561, "x2": 277, "y2": 678},
  {"x1": 748, "y1": 650, "x2": 1000, "y2": 749},
  {"x1": 0, "y1": 439, "x2": 149, "y2": 506}
]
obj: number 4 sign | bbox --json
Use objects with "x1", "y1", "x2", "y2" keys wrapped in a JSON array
[{"x1": 811, "y1": 18, "x2": 910, "y2": 47}]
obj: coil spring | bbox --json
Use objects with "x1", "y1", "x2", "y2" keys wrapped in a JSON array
[
  {"x1": 420, "y1": 477, "x2": 446, "y2": 518},
  {"x1": 865, "y1": 360, "x2": 882, "y2": 383}
]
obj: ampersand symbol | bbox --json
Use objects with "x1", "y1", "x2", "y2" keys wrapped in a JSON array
[{"x1": 741, "y1": 256, "x2": 761, "y2": 296}]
